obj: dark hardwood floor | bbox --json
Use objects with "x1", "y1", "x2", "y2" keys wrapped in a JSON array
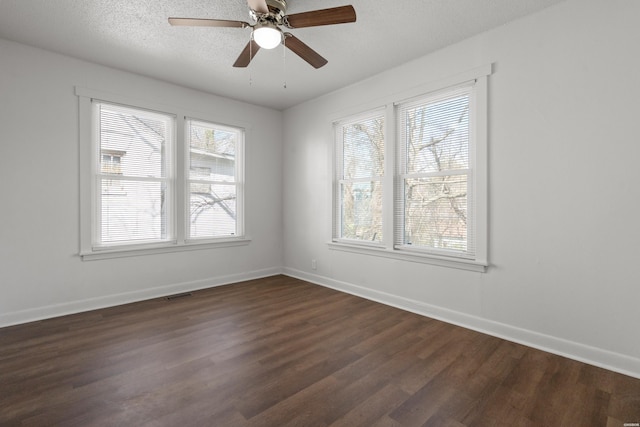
[{"x1": 1, "y1": 275, "x2": 639, "y2": 426}]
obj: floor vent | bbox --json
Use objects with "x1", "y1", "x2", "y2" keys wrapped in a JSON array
[{"x1": 165, "y1": 292, "x2": 193, "y2": 301}]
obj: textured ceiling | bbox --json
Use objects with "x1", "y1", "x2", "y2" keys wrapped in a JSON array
[{"x1": 0, "y1": 0, "x2": 565, "y2": 110}]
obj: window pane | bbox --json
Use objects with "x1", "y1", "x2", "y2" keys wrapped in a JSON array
[
  {"x1": 405, "y1": 94, "x2": 469, "y2": 174},
  {"x1": 189, "y1": 122, "x2": 236, "y2": 181},
  {"x1": 101, "y1": 153, "x2": 122, "y2": 175},
  {"x1": 342, "y1": 116, "x2": 384, "y2": 179},
  {"x1": 404, "y1": 175, "x2": 467, "y2": 251},
  {"x1": 95, "y1": 102, "x2": 173, "y2": 248},
  {"x1": 189, "y1": 183, "x2": 237, "y2": 239},
  {"x1": 187, "y1": 119, "x2": 242, "y2": 240},
  {"x1": 100, "y1": 180, "x2": 167, "y2": 244},
  {"x1": 99, "y1": 105, "x2": 169, "y2": 179},
  {"x1": 340, "y1": 181, "x2": 383, "y2": 242}
]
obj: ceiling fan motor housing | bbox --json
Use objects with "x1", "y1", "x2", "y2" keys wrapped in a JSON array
[{"x1": 250, "y1": 0, "x2": 287, "y2": 24}]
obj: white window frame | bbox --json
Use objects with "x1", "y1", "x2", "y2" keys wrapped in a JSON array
[
  {"x1": 330, "y1": 65, "x2": 490, "y2": 272},
  {"x1": 77, "y1": 87, "x2": 249, "y2": 261},
  {"x1": 395, "y1": 84, "x2": 476, "y2": 259},
  {"x1": 185, "y1": 118, "x2": 245, "y2": 243},
  {"x1": 333, "y1": 108, "x2": 386, "y2": 247},
  {"x1": 92, "y1": 101, "x2": 176, "y2": 249}
]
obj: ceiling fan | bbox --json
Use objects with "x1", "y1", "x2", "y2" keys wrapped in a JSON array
[{"x1": 168, "y1": 0, "x2": 356, "y2": 69}]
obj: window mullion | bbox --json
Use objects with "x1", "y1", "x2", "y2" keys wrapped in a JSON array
[
  {"x1": 188, "y1": 179, "x2": 236, "y2": 185},
  {"x1": 96, "y1": 174, "x2": 170, "y2": 183},
  {"x1": 339, "y1": 177, "x2": 381, "y2": 184},
  {"x1": 401, "y1": 168, "x2": 470, "y2": 180}
]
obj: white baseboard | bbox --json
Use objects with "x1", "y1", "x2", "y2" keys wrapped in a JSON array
[
  {"x1": 283, "y1": 267, "x2": 640, "y2": 380},
  {"x1": 4, "y1": 266, "x2": 638, "y2": 380},
  {"x1": 0, "y1": 267, "x2": 283, "y2": 328}
]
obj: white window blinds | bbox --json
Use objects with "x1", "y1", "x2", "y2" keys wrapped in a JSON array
[
  {"x1": 335, "y1": 111, "x2": 385, "y2": 243},
  {"x1": 187, "y1": 119, "x2": 243, "y2": 240},
  {"x1": 94, "y1": 102, "x2": 174, "y2": 247},
  {"x1": 396, "y1": 85, "x2": 476, "y2": 258}
]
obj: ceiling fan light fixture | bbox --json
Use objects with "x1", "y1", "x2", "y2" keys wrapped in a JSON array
[{"x1": 253, "y1": 24, "x2": 282, "y2": 49}]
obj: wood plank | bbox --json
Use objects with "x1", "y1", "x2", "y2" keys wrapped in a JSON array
[{"x1": 1, "y1": 275, "x2": 639, "y2": 426}]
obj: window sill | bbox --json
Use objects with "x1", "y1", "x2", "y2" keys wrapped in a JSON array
[
  {"x1": 328, "y1": 241, "x2": 487, "y2": 273},
  {"x1": 80, "y1": 237, "x2": 251, "y2": 261}
]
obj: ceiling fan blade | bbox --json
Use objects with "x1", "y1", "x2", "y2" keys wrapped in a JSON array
[
  {"x1": 285, "y1": 5, "x2": 356, "y2": 29},
  {"x1": 247, "y1": 0, "x2": 269, "y2": 14},
  {"x1": 233, "y1": 40, "x2": 261, "y2": 67},
  {"x1": 168, "y1": 18, "x2": 250, "y2": 28},
  {"x1": 283, "y1": 34, "x2": 328, "y2": 69}
]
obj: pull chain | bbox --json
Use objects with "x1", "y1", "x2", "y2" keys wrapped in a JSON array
[
  {"x1": 249, "y1": 33, "x2": 253, "y2": 86},
  {"x1": 282, "y1": 35, "x2": 287, "y2": 89}
]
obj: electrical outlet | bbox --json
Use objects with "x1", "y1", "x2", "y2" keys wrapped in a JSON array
[{"x1": 311, "y1": 259, "x2": 317, "y2": 270}]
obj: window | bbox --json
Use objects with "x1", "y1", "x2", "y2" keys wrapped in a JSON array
[
  {"x1": 332, "y1": 66, "x2": 489, "y2": 271},
  {"x1": 334, "y1": 110, "x2": 385, "y2": 243},
  {"x1": 187, "y1": 119, "x2": 243, "y2": 240},
  {"x1": 77, "y1": 88, "x2": 247, "y2": 260},
  {"x1": 396, "y1": 86, "x2": 474, "y2": 258},
  {"x1": 95, "y1": 103, "x2": 173, "y2": 247}
]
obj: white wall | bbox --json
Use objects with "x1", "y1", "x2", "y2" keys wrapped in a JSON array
[
  {"x1": 282, "y1": 0, "x2": 640, "y2": 378},
  {"x1": 0, "y1": 39, "x2": 284, "y2": 325},
  {"x1": 2, "y1": 0, "x2": 639, "y2": 379}
]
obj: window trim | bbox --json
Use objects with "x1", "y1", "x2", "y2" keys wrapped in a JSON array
[
  {"x1": 329, "y1": 65, "x2": 490, "y2": 272},
  {"x1": 76, "y1": 87, "x2": 250, "y2": 261},
  {"x1": 327, "y1": 241, "x2": 487, "y2": 273}
]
